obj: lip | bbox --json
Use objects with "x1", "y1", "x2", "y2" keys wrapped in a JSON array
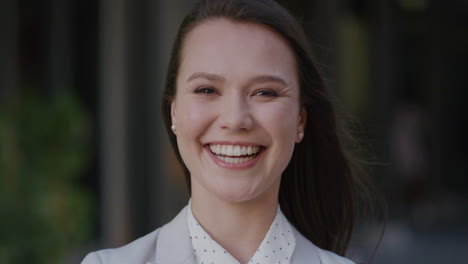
[
  {"x1": 203, "y1": 142, "x2": 266, "y2": 170},
  {"x1": 204, "y1": 141, "x2": 265, "y2": 147}
]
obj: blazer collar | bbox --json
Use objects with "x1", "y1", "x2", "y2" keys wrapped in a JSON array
[
  {"x1": 156, "y1": 206, "x2": 196, "y2": 264},
  {"x1": 291, "y1": 225, "x2": 322, "y2": 263},
  {"x1": 155, "y1": 205, "x2": 321, "y2": 264}
]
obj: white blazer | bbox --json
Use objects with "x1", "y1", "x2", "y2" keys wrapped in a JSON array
[{"x1": 81, "y1": 206, "x2": 354, "y2": 264}]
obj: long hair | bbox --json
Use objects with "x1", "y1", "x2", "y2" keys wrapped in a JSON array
[{"x1": 161, "y1": 0, "x2": 372, "y2": 256}]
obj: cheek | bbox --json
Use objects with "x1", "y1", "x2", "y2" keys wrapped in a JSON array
[
  {"x1": 256, "y1": 102, "x2": 299, "y2": 139},
  {"x1": 255, "y1": 102, "x2": 299, "y2": 173},
  {"x1": 175, "y1": 99, "x2": 217, "y2": 174},
  {"x1": 176, "y1": 99, "x2": 216, "y2": 139}
]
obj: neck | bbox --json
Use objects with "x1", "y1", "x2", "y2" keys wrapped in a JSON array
[{"x1": 190, "y1": 181, "x2": 279, "y2": 264}]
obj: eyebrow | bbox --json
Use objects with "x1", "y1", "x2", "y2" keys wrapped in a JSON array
[
  {"x1": 187, "y1": 72, "x2": 225, "y2": 82},
  {"x1": 186, "y1": 72, "x2": 289, "y2": 86},
  {"x1": 249, "y1": 75, "x2": 289, "y2": 86}
]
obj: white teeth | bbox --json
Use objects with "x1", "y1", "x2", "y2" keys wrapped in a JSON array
[
  {"x1": 226, "y1": 145, "x2": 234, "y2": 156},
  {"x1": 247, "y1": 146, "x2": 252, "y2": 155},
  {"x1": 209, "y1": 144, "x2": 261, "y2": 157},
  {"x1": 221, "y1": 145, "x2": 227, "y2": 154},
  {"x1": 233, "y1": 146, "x2": 241, "y2": 156},
  {"x1": 216, "y1": 155, "x2": 256, "y2": 164}
]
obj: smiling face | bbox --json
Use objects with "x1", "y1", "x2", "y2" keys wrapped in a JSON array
[{"x1": 172, "y1": 18, "x2": 306, "y2": 203}]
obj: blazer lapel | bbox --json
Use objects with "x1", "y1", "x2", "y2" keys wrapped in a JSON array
[
  {"x1": 291, "y1": 226, "x2": 322, "y2": 264},
  {"x1": 156, "y1": 206, "x2": 196, "y2": 264},
  {"x1": 154, "y1": 206, "x2": 330, "y2": 264}
]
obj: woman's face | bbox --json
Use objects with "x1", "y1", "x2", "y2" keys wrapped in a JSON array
[{"x1": 172, "y1": 18, "x2": 306, "y2": 203}]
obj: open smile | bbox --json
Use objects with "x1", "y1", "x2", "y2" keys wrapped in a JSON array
[{"x1": 204, "y1": 143, "x2": 266, "y2": 169}]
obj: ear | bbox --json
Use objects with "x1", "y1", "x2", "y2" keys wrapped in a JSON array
[
  {"x1": 171, "y1": 101, "x2": 177, "y2": 134},
  {"x1": 298, "y1": 107, "x2": 307, "y2": 129},
  {"x1": 296, "y1": 107, "x2": 307, "y2": 143}
]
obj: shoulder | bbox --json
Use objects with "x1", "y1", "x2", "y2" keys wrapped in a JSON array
[
  {"x1": 80, "y1": 228, "x2": 161, "y2": 264},
  {"x1": 292, "y1": 227, "x2": 355, "y2": 264},
  {"x1": 81, "y1": 206, "x2": 193, "y2": 264}
]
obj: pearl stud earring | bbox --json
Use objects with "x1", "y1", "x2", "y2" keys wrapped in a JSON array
[
  {"x1": 171, "y1": 125, "x2": 176, "y2": 132},
  {"x1": 297, "y1": 131, "x2": 304, "y2": 142}
]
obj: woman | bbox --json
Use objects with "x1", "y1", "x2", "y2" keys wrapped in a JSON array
[{"x1": 82, "y1": 0, "x2": 371, "y2": 263}]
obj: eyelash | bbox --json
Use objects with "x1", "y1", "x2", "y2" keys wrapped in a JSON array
[
  {"x1": 193, "y1": 87, "x2": 279, "y2": 97},
  {"x1": 253, "y1": 89, "x2": 278, "y2": 97},
  {"x1": 194, "y1": 87, "x2": 217, "y2": 94}
]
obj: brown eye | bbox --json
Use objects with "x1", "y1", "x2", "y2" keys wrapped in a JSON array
[
  {"x1": 194, "y1": 87, "x2": 216, "y2": 94},
  {"x1": 254, "y1": 89, "x2": 278, "y2": 97}
]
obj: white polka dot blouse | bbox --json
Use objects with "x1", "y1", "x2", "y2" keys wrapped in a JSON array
[{"x1": 187, "y1": 201, "x2": 296, "y2": 264}]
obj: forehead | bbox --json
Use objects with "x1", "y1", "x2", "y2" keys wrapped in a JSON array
[{"x1": 178, "y1": 18, "x2": 298, "y2": 83}]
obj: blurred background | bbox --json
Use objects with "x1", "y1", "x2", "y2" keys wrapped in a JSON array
[{"x1": 0, "y1": 0, "x2": 467, "y2": 263}]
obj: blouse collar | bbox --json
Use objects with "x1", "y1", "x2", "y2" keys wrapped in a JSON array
[{"x1": 187, "y1": 200, "x2": 296, "y2": 264}]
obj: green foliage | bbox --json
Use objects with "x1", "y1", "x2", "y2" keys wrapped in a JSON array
[{"x1": 0, "y1": 92, "x2": 94, "y2": 263}]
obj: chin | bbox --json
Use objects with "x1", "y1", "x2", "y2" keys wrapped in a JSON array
[{"x1": 208, "y1": 178, "x2": 274, "y2": 204}]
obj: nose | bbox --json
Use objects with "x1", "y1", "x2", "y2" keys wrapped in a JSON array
[{"x1": 217, "y1": 93, "x2": 253, "y2": 131}]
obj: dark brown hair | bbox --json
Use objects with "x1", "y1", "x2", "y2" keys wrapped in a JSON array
[{"x1": 162, "y1": 0, "x2": 371, "y2": 256}]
